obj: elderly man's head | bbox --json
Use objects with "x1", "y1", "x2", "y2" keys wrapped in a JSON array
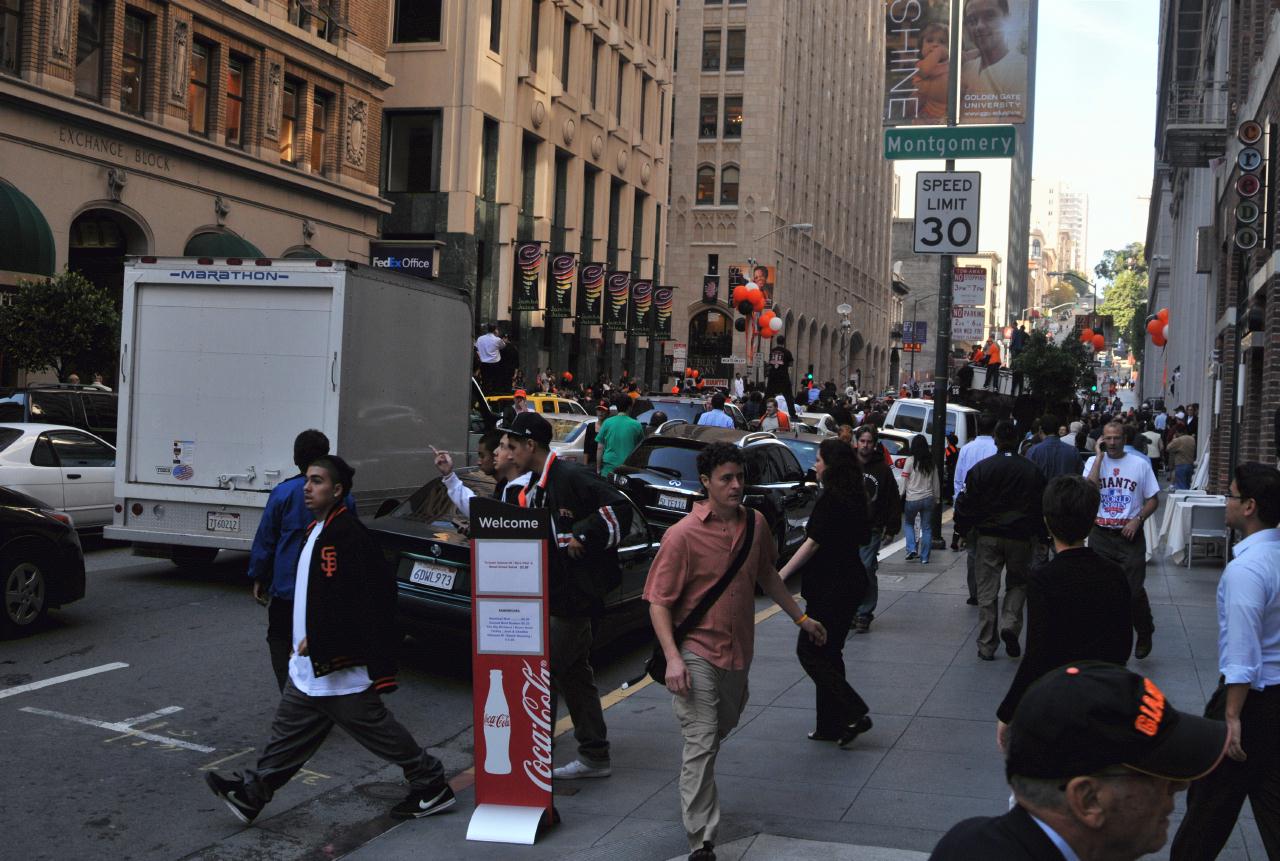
[{"x1": 1006, "y1": 664, "x2": 1226, "y2": 860}]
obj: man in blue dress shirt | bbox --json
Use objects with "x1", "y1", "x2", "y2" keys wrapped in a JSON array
[
  {"x1": 695, "y1": 392, "x2": 736, "y2": 428},
  {"x1": 1171, "y1": 462, "x2": 1280, "y2": 859}
]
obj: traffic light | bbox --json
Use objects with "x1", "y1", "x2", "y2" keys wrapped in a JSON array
[
  {"x1": 1235, "y1": 120, "x2": 1266, "y2": 251},
  {"x1": 1091, "y1": 383, "x2": 1098, "y2": 392},
  {"x1": 805, "y1": 366, "x2": 814, "y2": 382}
]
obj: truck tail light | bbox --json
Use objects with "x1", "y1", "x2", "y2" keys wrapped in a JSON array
[
  {"x1": 131, "y1": 503, "x2": 144, "y2": 516},
  {"x1": 255, "y1": 259, "x2": 272, "y2": 266}
]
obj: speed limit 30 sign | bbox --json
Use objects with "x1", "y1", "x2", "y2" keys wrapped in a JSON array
[{"x1": 914, "y1": 171, "x2": 981, "y2": 255}]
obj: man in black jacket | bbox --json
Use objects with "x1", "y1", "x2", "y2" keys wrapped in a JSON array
[
  {"x1": 500, "y1": 412, "x2": 632, "y2": 780},
  {"x1": 206, "y1": 457, "x2": 454, "y2": 823},
  {"x1": 954, "y1": 421, "x2": 1046, "y2": 660},
  {"x1": 853, "y1": 426, "x2": 903, "y2": 633},
  {"x1": 931, "y1": 663, "x2": 1227, "y2": 861}
]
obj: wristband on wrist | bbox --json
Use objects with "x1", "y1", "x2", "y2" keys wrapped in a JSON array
[{"x1": 795, "y1": 613, "x2": 809, "y2": 626}]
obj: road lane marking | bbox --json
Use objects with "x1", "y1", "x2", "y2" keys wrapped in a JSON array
[
  {"x1": 199, "y1": 747, "x2": 256, "y2": 771},
  {"x1": 119, "y1": 706, "x2": 183, "y2": 726},
  {"x1": 0, "y1": 662, "x2": 129, "y2": 700},
  {"x1": 19, "y1": 706, "x2": 216, "y2": 753}
]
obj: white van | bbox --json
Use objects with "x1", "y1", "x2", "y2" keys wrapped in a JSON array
[{"x1": 883, "y1": 398, "x2": 980, "y2": 448}]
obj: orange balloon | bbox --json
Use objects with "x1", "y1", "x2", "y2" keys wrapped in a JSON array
[
  {"x1": 1146, "y1": 319, "x2": 1162, "y2": 337},
  {"x1": 1092, "y1": 334, "x2": 1105, "y2": 351},
  {"x1": 1157, "y1": 308, "x2": 1169, "y2": 323},
  {"x1": 1152, "y1": 333, "x2": 1167, "y2": 347},
  {"x1": 1081, "y1": 328, "x2": 1094, "y2": 341}
]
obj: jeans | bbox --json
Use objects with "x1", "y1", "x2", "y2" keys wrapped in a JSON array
[
  {"x1": 902, "y1": 498, "x2": 935, "y2": 562},
  {"x1": 855, "y1": 530, "x2": 885, "y2": 618},
  {"x1": 1174, "y1": 463, "x2": 1193, "y2": 489}
]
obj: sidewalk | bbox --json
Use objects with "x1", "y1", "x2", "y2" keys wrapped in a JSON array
[{"x1": 348, "y1": 538, "x2": 1266, "y2": 861}]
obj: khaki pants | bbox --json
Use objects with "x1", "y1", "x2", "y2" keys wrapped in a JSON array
[
  {"x1": 974, "y1": 535, "x2": 1033, "y2": 656},
  {"x1": 672, "y1": 651, "x2": 749, "y2": 851}
]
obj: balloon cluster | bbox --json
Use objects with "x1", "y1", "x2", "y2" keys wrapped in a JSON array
[
  {"x1": 1145, "y1": 308, "x2": 1170, "y2": 348},
  {"x1": 684, "y1": 368, "x2": 700, "y2": 379},
  {"x1": 730, "y1": 283, "x2": 784, "y2": 340},
  {"x1": 1079, "y1": 328, "x2": 1105, "y2": 352},
  {"x1": 562, "y1": 371, "x2": 573, "y2": 382}
]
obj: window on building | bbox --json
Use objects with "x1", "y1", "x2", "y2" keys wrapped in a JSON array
[
  {"x1": 581, "y1": 166, "x2": 597, "y2": 257},
  {"x1": 728, "y1": 0, "x2": 746, "y2": 4},
  {"x1": 0, "y1": 0, "x2": 20, "y2": 76},
  {"x1": 393, "y1": 0, "x2": 441, "y2": 42},
  {"x1": 528, "y1": 0, "x2": 541, "y2": 72},
  {"x1": 696, "y1": 165, "x2": 715, "y2": 205},
  {"x1": 187, "y1": 42, "x2": 211, "y2": 135},
  {"x1": 553, "y1": 149, "x2": 570, "y2": 238},
  {"x1": 288, "y1": 0, "x2": 312, "y2": 31},
  {"x1": 489, "y1": 0, "x2": 502, "y2": 53},
  {"x1": 723, "y1": 95, "x2": 742, "y2": 138},
  {"x1": 225, "y1": 58, "x2": 245, "y2": 147},
  {"x1": 590, "y1": 37, "x2": 602, "y2": 109},
  {"x1": 658, "y1": 89, "x2": 666, "y2": 143},
  {"x1": 631, "y1": 192, "x2": 645, "y2": 276},
  {"x1": 726, "y1": 28, "x2": 745, "y2": 71},
  {"x1": 607, "y1": 178, "x2": 622, "y2": 268},
  {"x1": 120, "y1": 12, "x2": 147, "y2": 116},
  {"x1": 385, "y1": 111, "x2": 442, "y2": 192},
  {"x1": 481, "y1": 116, "x2": 499, "y2": 199},
  {"x1": 615, "y1": 55, "x2": 625, "y2": 121},
  {"x1": 280, "y1": 81, "x2": 300, "y2": 164},
  {"x1": 698, "y1": 96, "x2": 717, "y2": 138},
  {"x1": 74, "y1": 0, "x2": 104, "y2": 99},
  {"x1": 311, "y1": 92, "x2": 330, "y2": 173},
  {"x1": 639, "y1": 74, "x2": 648, "y2": 138},
  {"x1": 720, "y1": 165, "x2": 739, "y2": 205},
  {"x1": 521, "y1": 135, "x2": 538, "y2": 215},
  {"x1": 701, "y1": 29, "x2": 720, "y2": 71},
  {"x1": 705, "y1": 0, "x2": 721, "y2": 5},
  {"x1": 662, "y1": 10, "x2": 669, "y2": 59},
  {"x1": 559, "y1": 15, "x2": 572, "y2": 87}
]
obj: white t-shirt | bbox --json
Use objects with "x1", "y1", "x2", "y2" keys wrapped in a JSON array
[
  {"x1": 1083, "y1": 453, "x2": 1160, "y2": 528},
  {"x1": 475, "y1": 332, "x2": 503, "y2": 364},
  {"x1": 289, "y1": 523, "x2": 372, "y2": 696}
]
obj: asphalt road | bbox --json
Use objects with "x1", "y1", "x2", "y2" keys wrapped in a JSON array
[{"x1": 2, "y1": 540, "x2": 656, "y2": 861}]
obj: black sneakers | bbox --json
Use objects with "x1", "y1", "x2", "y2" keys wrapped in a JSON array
[
  {"x1": 390, "y1": 783, "x2": 457, "y2": 819},
  {"x1": 205, "y1": 772, "x2": 263, "y2": 825},
  {"x1": 1000, "y1": 629, "x2": 1022, "y2": 658},
  {"x1": 838, "y1": 715, "x2": 874, "y2": 748}
]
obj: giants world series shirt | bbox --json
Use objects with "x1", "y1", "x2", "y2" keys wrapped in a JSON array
[{"x1": 1082, "y1": 453, "x2": 1160, "y2": 528}]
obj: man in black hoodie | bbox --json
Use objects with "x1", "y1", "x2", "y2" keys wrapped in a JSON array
[
  {"x1": 954, "y1": 421, "x2": 1047, "y2": 661},
  {"x1": 853, "y1": 426, "x2": 903, "y2": 633},
  {"x1": 206, "y1": 456, "x2": 454, "y2": 823}
]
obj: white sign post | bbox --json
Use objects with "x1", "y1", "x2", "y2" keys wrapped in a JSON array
[{"x1": 913, "y1": 172, "x2": 981, "y2": 255}]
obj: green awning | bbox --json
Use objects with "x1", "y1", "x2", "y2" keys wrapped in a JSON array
[
  {"x1": 282, "y1": 246, "x2": 327, "y2": 259},
  {"x1": 0, "y1": 179, "x2": 56, "y2": 277},
  {"x1": 184, "y1": 231, "x2": 264, "y2": 258}
]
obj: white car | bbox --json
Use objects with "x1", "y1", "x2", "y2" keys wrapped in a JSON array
[
  {"x1": 0, "y1": 423, "x2": 116, "y2": 530},
  {"x1": 547, "y1": 414, "x2": 599, "y2": 464},
  {"x1": 794, "y1": 411, "x2": 841, "y2": 436}
]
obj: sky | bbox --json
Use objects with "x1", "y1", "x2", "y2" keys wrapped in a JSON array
[{"x1": 893, "y1": 0, "x2": 1158, "y2": 282}]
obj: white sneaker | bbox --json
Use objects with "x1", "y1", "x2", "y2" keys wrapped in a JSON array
[{"x1": 552, "y1": 760, "x2": 612, "y2": 780}]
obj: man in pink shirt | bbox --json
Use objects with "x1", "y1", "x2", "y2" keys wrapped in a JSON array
[{"x1": 644, "y1": 443, "x2": 826, "y2": 861}]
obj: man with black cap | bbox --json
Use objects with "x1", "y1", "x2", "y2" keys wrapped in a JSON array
[
  {"x1": 932, "y1": 662, "x2": 1228, "y2": 860},
  {"x1": 499, "y1": 411, "x2": 633, "y2": 780}
]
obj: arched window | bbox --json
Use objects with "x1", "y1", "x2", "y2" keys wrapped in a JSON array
[
  {"x1": 696, "y1": 164, "x2": 715, "y2": 205},
  {"x1": 720, "y1": 165, "x2": 739, "y2": 205}
]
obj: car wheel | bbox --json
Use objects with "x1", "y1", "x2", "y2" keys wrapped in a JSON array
[
  {"x1": 0, "y1": 544, "x2": 50, "y2": 637},
  {"x1": 171, "y1": 545, "x2": 219, "y2": 569}
]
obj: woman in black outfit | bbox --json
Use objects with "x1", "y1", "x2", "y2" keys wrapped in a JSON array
[{"x1": 777, "y1": 438, "x2": 874, "y2": 747}]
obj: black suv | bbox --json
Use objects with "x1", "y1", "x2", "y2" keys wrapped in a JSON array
[
  {"x1": 0, "y1": 385, "x2": 118, "y2": 445},
  {"x1": 609, "y1": 425, "x2": 817, "y2": 560},
  {"x1": 631, "y1": 396, "x2": 748, "y2": 430}
]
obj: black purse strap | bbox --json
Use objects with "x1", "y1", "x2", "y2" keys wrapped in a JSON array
[{"x1": 671, "y1": 510, "x2": 756, "y2": 645}]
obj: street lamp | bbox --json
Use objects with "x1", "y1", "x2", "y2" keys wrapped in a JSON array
[{"x1": 751, "y1": 222, "x2": 814, "y2": 243}]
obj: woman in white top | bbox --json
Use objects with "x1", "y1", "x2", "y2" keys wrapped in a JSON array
[{"x1": 900, "y1": 434, "x2": 941, "y2": 563}]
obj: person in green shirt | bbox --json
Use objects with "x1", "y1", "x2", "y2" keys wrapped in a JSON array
[{"x1": 596, "y1": 398, "x2": 646, "y2": 476}]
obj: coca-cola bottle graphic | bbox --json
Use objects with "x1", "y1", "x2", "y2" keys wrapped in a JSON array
[{"x1": 483, "y1": 668, "x2": 512, "y2": 774}]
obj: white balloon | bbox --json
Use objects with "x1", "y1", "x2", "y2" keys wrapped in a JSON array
[
  {"x1": 745, "y1": 283, "x2": 760, "y2": 292},
  {"x1": 769, "y1": 317, "x2": 783, "y2": 332},
  {"x1": 1162, "y1": 323, "x2": 1169, "y2": 340}
]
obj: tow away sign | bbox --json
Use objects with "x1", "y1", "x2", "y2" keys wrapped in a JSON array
[{"x1": 914, "y1": 172, "x2": 980, "y2": 255}]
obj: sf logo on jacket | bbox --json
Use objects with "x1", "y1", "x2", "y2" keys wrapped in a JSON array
[{"x1": 321, "y1": 546, "x2": 338, "y2": 577}]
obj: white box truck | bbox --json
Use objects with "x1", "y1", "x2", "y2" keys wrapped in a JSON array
[{"x1": 105, "y1": 257, "x2": 471, "y2": 565}]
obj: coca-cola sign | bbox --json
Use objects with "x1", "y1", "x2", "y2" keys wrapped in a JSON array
[{"x1": 521, "y1": 660, "x2": 552, "y2": 792}]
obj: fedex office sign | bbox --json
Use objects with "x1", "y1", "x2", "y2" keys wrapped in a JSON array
[{"x1": 370, "y1": 242, "x2": 435, "y2": 280}]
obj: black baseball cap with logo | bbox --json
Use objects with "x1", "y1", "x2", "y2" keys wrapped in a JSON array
[
  {"x1": 1006, "y1": 662, "x2": 1227, "y2": 782},
  {"x1": 502, "y1": 411, "x2": 553, "y2": 447}
]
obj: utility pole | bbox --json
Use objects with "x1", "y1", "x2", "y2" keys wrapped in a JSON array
[{"x1": 926, "y1": 0, "x2": 963, "y2": 550}]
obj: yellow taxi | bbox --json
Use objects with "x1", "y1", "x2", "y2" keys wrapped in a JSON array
[{"x1": 485, "y1": 392, "x2": 588, "y2": 416}]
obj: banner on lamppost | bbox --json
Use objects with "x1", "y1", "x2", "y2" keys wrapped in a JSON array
[
  {"x1": 546, "y1": 253, "x2": 576, "y2": 319},
  {"x1": 577, "y1": 262, "x2": 604, "y2": 325},
  {"x1": 654, "y1": 286, "x2": 674, "y2": 341},
  {"x1": 513, "y1": 242, "x2": 543, "y2": 312},
  {"x1": 702, "y1": 274, "x2": 720, "y2": 304},
  {"x1": 883, "y1": 0, "x2": 952, "y2": 126},
  {"x1": 628, "y1": 279, "x2": 653, "y2": 335},
  {"x1": 959, "y1": 0, "x2": 1035, "y2": 125},
  {"x1": 603, "y1": 271, "x2": 630, "y2": 332}
]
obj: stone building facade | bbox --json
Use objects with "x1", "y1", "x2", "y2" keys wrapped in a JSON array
[
  {"x1": 0, "y1": 0, "x2": 391, "y2": 327},
  {"x1": 382, "y1": 0, "x2": 673, "y2": 388},
  {"x1": 664, "y1": 0, "x2": 893, "y2": 391}
]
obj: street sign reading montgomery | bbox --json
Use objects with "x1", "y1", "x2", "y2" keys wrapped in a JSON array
[
  {"x1": 884, "y1": 126, "x2": 1016, "y2": 160},
  {"x1": 913, "y1": 172, "x2": 981, "y2": 255}
]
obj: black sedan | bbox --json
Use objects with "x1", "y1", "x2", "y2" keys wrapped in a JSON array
[
  {"x1": 366, "y1": 470, "x2": 659, "y2": 644},
  {"x1": 0, "y1": 485, "x2": 86, "y2": 636}
]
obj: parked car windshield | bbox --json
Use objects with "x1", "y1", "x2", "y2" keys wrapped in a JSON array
[
  {"x1": 777, "y1": 437, "x2": 819, "y2": 472},
  {"x1": 624, "y1": 439, "x2": 703, "y2": 480},
  {"x1": 393, "y1": 470, "x2": 496, "y2": 524},
  {"x1": 633, "y1": 402, "x2": 705, "y2": 425},
  {"x1": 547, "y1": 417, "x2": 589, "y2": 443}
]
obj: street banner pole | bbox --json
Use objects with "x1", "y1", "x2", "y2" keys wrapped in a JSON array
[
  {"x1": 466, "y1": 498, "x2": 554, "y2": 845},
  {"x1": 928, "y1": 0, "x2": 963, "y2": 549}
]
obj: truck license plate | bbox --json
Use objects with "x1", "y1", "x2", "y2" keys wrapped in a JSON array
[
  {"x1": 657, "y1": 493, "x2": 688, "y2": 512},
  {"x1": 207, "y1": 512, "x2": 240, "y2": 532},
  {"x1": 409, "y1": 561, "x2": 456, "y2": 591}
]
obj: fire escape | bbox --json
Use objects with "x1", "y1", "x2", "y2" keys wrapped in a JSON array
[{"x1": 1160, "y1": 0, "x2": 1228, "y2": 168}]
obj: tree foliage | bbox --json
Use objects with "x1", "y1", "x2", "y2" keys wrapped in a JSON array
[
  {"x1": 1011, "y1": 330, "x2": 1094, "y2": 411},
  {"x1": 0, "y1": 270, "x2": 120, "y2": 381},
  {"x1": 1094, "y1": 242, "x2": 1147, "y2": 282},
  {"x1": 1095, "y1": 243, "x2": 1149, "y2": 363}
]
